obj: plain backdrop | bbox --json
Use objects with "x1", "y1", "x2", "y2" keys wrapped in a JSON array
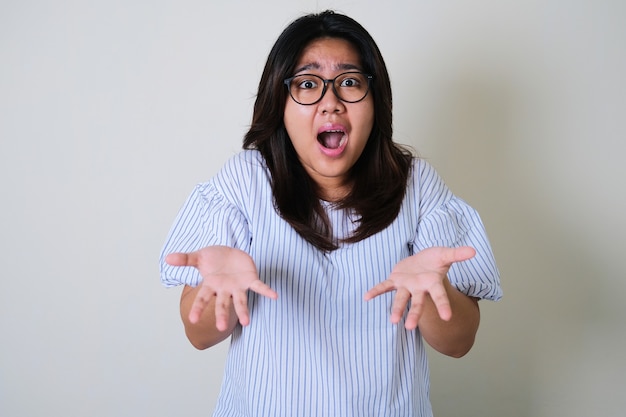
[{"x1": 1, "y1": 1, "x2": 625, "y2": 416}]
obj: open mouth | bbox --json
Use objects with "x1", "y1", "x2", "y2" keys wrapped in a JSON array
[{"x1": 317, "y1": 129, "x2": 347, "y2": 149}]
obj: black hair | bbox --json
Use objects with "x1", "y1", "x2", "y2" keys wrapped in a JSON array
[{"x1": 243, "y1": 10, "x2": 413, "y2": 251}]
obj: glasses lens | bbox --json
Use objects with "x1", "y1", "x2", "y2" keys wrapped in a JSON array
[
  {"x1": 333, "y1": 72, "x2": 370, "y2": 103},
  {"x1": 288, "y1": 72, "x2": 370, "y2": 105},
  {"x1": 288, "y1": 74, "x2": 324, "y2": 105}
]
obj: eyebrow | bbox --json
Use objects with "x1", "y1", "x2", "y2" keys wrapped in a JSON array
[{"x1": 293, "y1": 62, "x2": 362, "y2": 74}]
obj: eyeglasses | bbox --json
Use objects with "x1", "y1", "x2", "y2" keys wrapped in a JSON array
[{"x1": 284, "y1": 71, "x2": 373, "y2": 105}]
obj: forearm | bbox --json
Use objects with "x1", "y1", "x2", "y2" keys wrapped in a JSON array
[
  {"x1": 418, "y1": 279, "x2": 480, "y2": 358},
  {"x1": 180, "y1": 285, "x2": 238, "y2": 350}
]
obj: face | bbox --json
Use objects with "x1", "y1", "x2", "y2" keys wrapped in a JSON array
[{"x1": 283, "y1": 37, "x2": 374, "y2": 200}]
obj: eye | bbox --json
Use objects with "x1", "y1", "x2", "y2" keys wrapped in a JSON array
[
  {"x1": 295, "y1": 77, "x2": 319, "y2": 89},
  {"x1": 338, "y1": 75, "x2": 362, "y2": 88}
]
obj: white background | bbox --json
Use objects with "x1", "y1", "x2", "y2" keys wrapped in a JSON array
[{"x1": 1, "y1": 1, "x2": 625, "y2": 416}]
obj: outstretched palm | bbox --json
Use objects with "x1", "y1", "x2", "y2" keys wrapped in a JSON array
[
  {"x1": 166, "y1": 246, "x2": 277, "y2": 330},
  {"x1": 364, "y1": 246, "x2": 475, "y2": 329}
]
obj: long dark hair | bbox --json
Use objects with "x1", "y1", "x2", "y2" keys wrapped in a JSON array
[{"x1": 243, "y1": 10, "x2": 413, "y2": 251}]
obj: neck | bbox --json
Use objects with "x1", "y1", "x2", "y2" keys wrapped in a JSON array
[{"x1": 317, "y1": 180, "x2": 352, "y2": 202}]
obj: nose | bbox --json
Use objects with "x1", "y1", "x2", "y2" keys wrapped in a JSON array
[{"x1": 318, "y1": 83, "x2": 345, "y2": 114}]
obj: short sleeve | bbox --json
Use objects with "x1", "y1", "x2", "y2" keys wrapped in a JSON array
[
  {"x1": 159, "y1": 181, "x2": 251, "y2": 288},
  {"x1": 412, "y1": 160, "x2": 502, "y2": 301}
]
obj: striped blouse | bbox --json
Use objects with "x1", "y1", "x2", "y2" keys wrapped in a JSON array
[{"x1": 160, "y1": 149, "x2": 502, "y2": 417}]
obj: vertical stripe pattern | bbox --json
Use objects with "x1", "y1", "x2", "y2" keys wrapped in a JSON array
[{"x1": 159, "y1": 150, "x2": 502, "y2": 417}]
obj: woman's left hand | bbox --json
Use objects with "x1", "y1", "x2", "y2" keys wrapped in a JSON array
[{"x1": 364, "y1": 246, "x2": 475, "y2": 330}]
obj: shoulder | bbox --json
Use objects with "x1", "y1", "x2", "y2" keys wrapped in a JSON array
[
  {"x1": 218, "y1": 149, "x2": 266, "y2": 177},
  {"x1": 209, "y1": 150, "x2": 271, "y2": 206},
  {"x1": 213, "y1": 150, "x2": 267, "y2": 187},
  {"x1": 401, "y1": 157, "x2": 456, "y2": 218},
  {"x1": 409, "y1": 157, "x2": 440, "y2": 184},
  {"x1": 407, "y1": 158, "x2": 449, "y2": 197}
]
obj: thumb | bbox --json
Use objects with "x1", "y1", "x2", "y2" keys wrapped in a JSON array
[
  {"x1": 448, "y1": 246, "x2": 476, "y2": 263},
  {"x1": 165, "y1": 252, "x2": 197, "y2": 267}
]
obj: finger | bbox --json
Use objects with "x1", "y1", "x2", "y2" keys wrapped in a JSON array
[
  {"x1": 364, "y1": 280, "x2": 396, "y2": 301},
  {"x1": 429, "y1": 284, "x2": 452, "y2": 321},
  {"x1": 443, "y1": 246, "x2": 476, "y2": 265},
  {"x1": 188, "y1": 286, "x2": 214, "y2": 324},
  {"x1": 165, "y1": 252, "x2": 197, "y2": 267},
  {"x1": 405, "y1": 292, "x2": 426, "y2": 330},
  {"x1": 232, "y1": 292, "x2": 251, "y2": 327},
  {"x1": 249, "y1": 280, "x2": 278, "y2": 300},
  {"x1": 389, "y1": 288, "x2": 411, "y2": 324},
  {"x1": 213, "y1": 292, "x2": 235, "y2": 332}
]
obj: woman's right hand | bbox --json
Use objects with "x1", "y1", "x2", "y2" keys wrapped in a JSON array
[{"x1": 165, "y1": 246, "x2": 278, "y2": 331}]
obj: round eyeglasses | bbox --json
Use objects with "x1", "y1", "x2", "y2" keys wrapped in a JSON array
[{"x1": 284, "y1": 71, "x2": 373, "y2": 105}]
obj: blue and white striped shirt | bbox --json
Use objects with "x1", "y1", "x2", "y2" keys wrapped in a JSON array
[{"x1": 160, "y1": 150, "x2": 501, "y2": 417}]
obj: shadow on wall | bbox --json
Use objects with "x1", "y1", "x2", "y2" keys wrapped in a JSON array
[{"x1": 417, "y1": 72, "x2": 621, "y2": 416}]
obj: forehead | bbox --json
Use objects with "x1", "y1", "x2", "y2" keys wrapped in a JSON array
[{"x1": 295, "y1": 37, "x2": 362, "y2": 72}]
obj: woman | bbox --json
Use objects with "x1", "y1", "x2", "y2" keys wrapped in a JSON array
[{"x1": 160, "y1": 10, "x2": 501, "y2": 417}]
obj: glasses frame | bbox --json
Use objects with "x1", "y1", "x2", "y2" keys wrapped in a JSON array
[{"x1": 283, "y1": 71, "x2": 374, "y2": 105}]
